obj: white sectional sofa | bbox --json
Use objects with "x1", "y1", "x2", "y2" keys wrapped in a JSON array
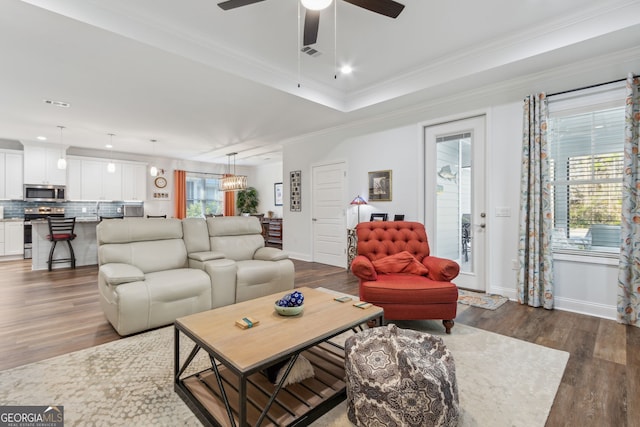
[{"x1": 97, "y1": 216, "x2": 294, "y2": 336}]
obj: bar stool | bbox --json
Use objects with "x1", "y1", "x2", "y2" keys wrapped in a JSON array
[{"x1": 47, "y1": 217, "x2": 77, "y2": 271}]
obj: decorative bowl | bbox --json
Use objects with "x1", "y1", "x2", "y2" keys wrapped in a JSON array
[{"x1": 274, "y1": 303, "x2": 304, "y2": 316}]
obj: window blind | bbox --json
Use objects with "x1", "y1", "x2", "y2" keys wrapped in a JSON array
[{"x1": 548, "y1": 87, "x2": 625, "y2": 252}]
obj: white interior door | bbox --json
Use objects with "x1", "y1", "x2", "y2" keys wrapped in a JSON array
[
  {"x1": 424, "y1": 116, "x2": 486, "y2": 291},
  {"x1": 312, "y1": 161, "x2": 347, "y2": 267}
]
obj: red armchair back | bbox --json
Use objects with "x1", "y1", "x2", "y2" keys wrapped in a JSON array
[{"x1": 356, "y1": 221, "x2": 430, "y2": 262}]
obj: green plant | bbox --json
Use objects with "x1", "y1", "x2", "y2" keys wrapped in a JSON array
[{"x1": 236, "y1": 187, "x2": 259, "y2": 214}]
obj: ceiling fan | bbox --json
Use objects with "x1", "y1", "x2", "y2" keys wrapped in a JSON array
[{"x1": 218, "y1": 0, "x2": 405, "y2": 46}]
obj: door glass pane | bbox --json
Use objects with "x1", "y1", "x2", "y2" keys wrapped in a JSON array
[{"x1": 435, "y1": 133, "x2": 472, "y2": 273}]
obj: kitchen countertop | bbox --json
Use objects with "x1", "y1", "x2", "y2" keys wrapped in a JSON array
[
  {"x1": 28, "y1": 217, "x2": 100, "y2": 223},
  {"x1": 0, "y1": 218, "x2": 25, "y2": 222}
]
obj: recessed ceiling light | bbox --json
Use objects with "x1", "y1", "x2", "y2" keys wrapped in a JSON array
[
  {"x1": 43, "y1": 99, "x2": 71, "y2": 108},
  {"x1": 37, "y1": 136, "x2": 47, "y2": 141},
  {"x1": 105, "y1": 144, "x2": 113, "y2": 149},
  {"x1": 340, "y1": 65, "x2": 353, "y2": 75}
]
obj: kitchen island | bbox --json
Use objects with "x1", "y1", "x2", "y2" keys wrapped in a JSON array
[{"x1": 31, "y1": 218, "x2": 99, "y2": 271}]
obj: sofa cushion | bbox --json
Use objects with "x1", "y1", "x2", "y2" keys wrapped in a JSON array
[
  {"x1": 97, "y1": 218, "x2": 183, "y2": 244},
  {"x1": 360, "y1": 274, "x2": 458, "y2": 305},
  {"x1": 207, "y1": 216, "x2": 263, "y2": 236},
  {"x1": 182, "y1": 218, "x2": 211, "y2": 253},
  {"x1": 99, "y1": 239, "x2": 188, "y2": 273}
]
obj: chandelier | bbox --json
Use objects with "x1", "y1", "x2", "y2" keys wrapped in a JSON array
[{"x1": 219, "y1": 152, "x2": 247, "y2": 191}]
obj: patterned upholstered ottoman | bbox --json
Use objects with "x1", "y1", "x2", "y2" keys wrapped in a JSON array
[{"x1": 345, "y1": 324, "x2": 459, "y2": 427}]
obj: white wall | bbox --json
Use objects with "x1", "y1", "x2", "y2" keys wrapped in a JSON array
[
  {"x1": 282, "y1": 48, "x2": 640, "y2": 320},
  {"x1": 249, "y1": 162, "x2": 284, "y2": 218}
]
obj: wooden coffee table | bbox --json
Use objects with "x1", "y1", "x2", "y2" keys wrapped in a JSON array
[{"x1": 174, "y1": 287, "x2": 383, "y2": 427}]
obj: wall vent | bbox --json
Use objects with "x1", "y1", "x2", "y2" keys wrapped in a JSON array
[{"x1": 301, "y1": 46, "x2": 321, "y2": 57}]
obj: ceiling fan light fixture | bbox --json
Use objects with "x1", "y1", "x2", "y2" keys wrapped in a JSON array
[{"x1": 301, "y1": 0, "x2": 332, "y2": 11}]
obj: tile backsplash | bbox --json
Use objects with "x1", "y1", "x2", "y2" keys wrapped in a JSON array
[{"x1": 0, "y1": 200, "x2": 144, "y2": 219}]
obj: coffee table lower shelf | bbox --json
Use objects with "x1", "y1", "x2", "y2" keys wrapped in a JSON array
[{"x1": 175, "y1": 342, "x2": 347, "y2": 427}]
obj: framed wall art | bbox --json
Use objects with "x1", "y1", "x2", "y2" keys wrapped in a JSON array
[
  {"x1": 274, "y1": 182, "x2": 283, "y2": 206},
  {"x1": 368, "y1": 170, "x2": 392, "y2": 201},
  {"x1": 290, "y1": 170, "x2": 302, "y2": 212}
]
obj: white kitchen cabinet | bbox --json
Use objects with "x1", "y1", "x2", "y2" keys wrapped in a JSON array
[
  {"x1": 4, "y1": 221, "x2": 24, "y2": 255},
  {"x1": 66, "y1": 156, "x2": 146, "y2": 201},
  {"x1": 23, "y1": 143, "x2": 66, "y2": 185},
  {"x1": 66, "y1": 157, "x2": 82, "y2": 200},
  {"x1": 81, "y1": 160, "x2": 122, "y2": 200},
  {"x1": 0, "y1": 150, "x2": 23, "y2": 200},
  {"x1": 122, "y1": 163, "x2": 147, "y2": 201}
]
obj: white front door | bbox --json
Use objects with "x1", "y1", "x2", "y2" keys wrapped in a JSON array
[
  {"x1": 424, "y1": 116, "x2": 486, "y2": 291},
  {"x1": 312, "y1": 161, "x2": 347, "y2": 267}
]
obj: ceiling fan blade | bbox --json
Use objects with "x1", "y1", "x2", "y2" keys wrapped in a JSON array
[
  {"x1": 303, "y1": 10, "x2": 320, "y2": 46},
  {"x1": 218, "y1": 0, "x2": 266, "y2": 11},
  {"x1": 342, "y1": 0, "x2": 405, "y2": 18}
]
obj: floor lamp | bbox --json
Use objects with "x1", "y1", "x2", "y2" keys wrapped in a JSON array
[{"x1": 350, "y1": 195, "x2": 368, "y2": 224}]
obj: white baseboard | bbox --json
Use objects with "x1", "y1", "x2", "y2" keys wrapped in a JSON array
[
  {"x1": 487, "y1": 284, "x2": 617, "y2": 321},
  {"x1": 288, "y1": 252, "x2": 312, "y2": 262},
  {"x1": 554, "y1": 296, "x2": 617, "y2": 321}
]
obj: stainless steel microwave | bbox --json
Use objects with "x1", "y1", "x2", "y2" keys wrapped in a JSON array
[{"x1": 24, "y1": 185, "x2": 66, "y2": 202}]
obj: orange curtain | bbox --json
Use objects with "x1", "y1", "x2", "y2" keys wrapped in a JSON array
[
  {"x1": 174, "y1": 170, "x2": 187, "y2": 219},
  {"x1": 223, "y1": 174, "x2": 235, "y2": 216}
]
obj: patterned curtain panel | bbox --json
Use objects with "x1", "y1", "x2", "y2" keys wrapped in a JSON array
[
  {"x1": 618, "y1": 73, "x2": 640, "y2": 326},
  {"x1": 518, "y1": 94, "x2": 554, "y2": 309}
]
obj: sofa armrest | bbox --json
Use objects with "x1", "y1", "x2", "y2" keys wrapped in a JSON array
[
  {"x1": 189, "y1": 251, "x2": 225, "y2": 262},
  {"x1": 100, "y1": 263, "x2": 145, "y2": 285},
  {"x1": 351, "y1": 255, "x2": 377, "y2": 281},
  {"x1": 203, "y1": 258, "x2": 237, "y2": 309},
  {"x1": 422, "y1": 256, "x2": 460, "y2": 282},
  {"x1": 254, "y1": 247, "x2": 289, "y2": 261}
]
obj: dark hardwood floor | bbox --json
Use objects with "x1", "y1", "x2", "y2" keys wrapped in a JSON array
[{"x1": 0, "y1": 258, "x2": 638, "y2": 426}]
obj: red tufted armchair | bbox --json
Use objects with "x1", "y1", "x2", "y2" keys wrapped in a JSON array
[{"x1": 350, "y1": 221, "x2": 460, "y2": 333}]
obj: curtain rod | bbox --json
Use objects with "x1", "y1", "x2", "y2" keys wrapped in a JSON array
[
  {"x1": 547, "y1": 77, "x2": 626, "y2": 97},
  {"x1": 182, "y1": 170, "x2": 223, "y2": 176}
]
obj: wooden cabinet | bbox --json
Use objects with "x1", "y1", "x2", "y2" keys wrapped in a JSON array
[
  {"x1": 265, "y1": 218, "x2": 283, "y2": 248},
  {"x1": 23, "y1": 143, "x2": 66, "y2": 185},
  {"x1": 0, "y1": 150, "x2": 23, "y2": 200}
]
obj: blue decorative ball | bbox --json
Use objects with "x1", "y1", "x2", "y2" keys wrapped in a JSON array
[
  {"x1": 289, "y1": 291, "x2": 304, "y2": 306},
  {"x1": 276, "y1": 299, "x2": 289, "y2": 307}
]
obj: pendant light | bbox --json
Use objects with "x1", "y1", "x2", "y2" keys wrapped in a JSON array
[
  {"x1": 56, "y1": 126, "x2": 67, "y2": 170},
  {"x1": 219, "y1": 152, "x2": 247, "y2": 191},
  {"x1": 106, "y1": 134, "x2": 116, "y2": 173},
  {"x1": 149, "y1": 139, "x2": 158, "y2": 177}
]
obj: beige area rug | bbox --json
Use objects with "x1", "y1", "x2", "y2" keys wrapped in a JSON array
[
  {"x1": 458, "y1": 289, "x2": 509, "y2": 310},
  {"x1": 0, "y1": 293, "x2": 568, "y2": 426}
]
